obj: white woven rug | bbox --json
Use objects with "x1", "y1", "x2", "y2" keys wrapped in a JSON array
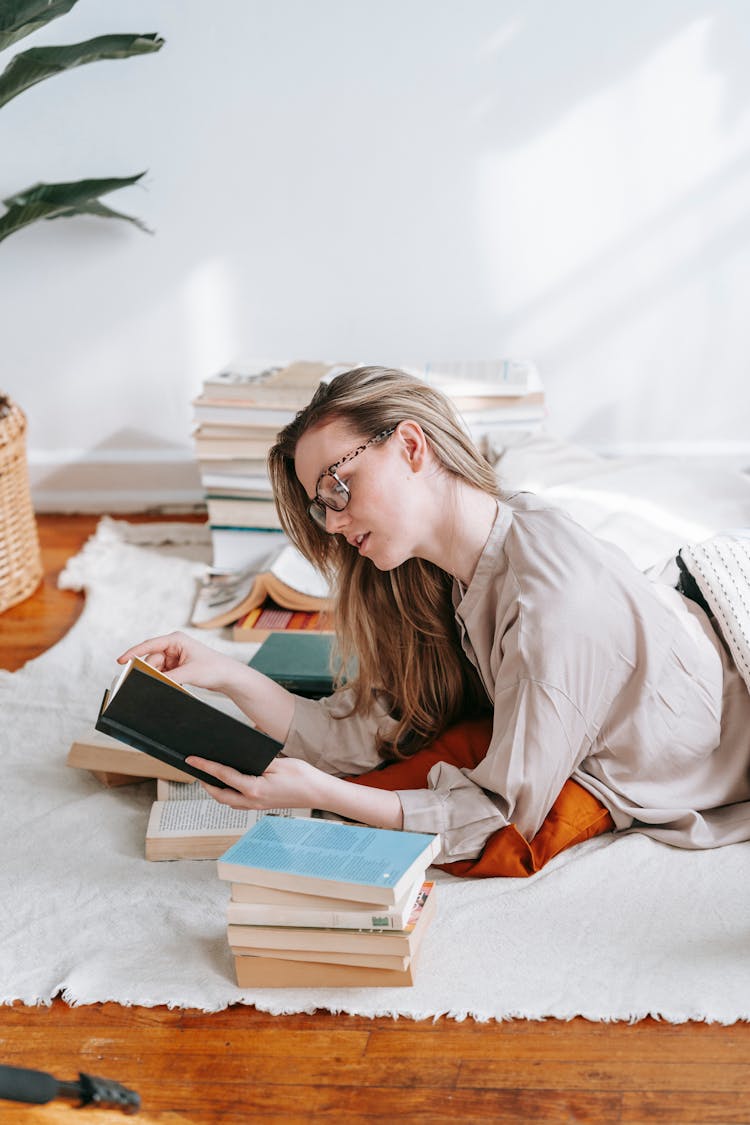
[{"x1": 1, "y1": 440, "x2": 749, "y2": 1021}]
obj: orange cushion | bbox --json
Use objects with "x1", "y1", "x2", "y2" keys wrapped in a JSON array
[{"x1": 348, "y1": 716, "x2": 613, "y2": 877}]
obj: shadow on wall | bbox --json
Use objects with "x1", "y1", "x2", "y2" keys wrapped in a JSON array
[
  {"x1": 28, "y1": 429, "x2": 204, "y2": 514},
  {"x1": 473, "y1": 0, "x2": 750, "y2": 147},
  {"x1": 473, "y1": 0, "x2": 750, "y2": 440}
]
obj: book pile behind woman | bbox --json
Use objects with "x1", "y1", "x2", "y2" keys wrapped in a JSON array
[{"x1": 216, "y1": 817, "x2": 440, "y2": 988}]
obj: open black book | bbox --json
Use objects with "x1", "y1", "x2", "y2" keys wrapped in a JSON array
[{"x1": 95, "y1": 657, "x2": 282, "y2": 788}]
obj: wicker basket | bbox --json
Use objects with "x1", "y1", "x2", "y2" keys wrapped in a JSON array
[{"x1": 0, "y1": 394, "x2": 42, "y2": 613}]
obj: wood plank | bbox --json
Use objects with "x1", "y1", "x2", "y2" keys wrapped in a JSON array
[
  {"x1": 367, "y1": 1020, "x2": 750, "y2": 1063},
  {"x1": 0, "y1": 1025, "x2": 369, "y2": 1061},
  {"x1": 458, "y1": 1058, "x2": 750, "y2": 1092},
  {"x1": 140, "y1": 1083, "x2": 623, "y2": 1121},
  {"x1": 622, "y1": 1091, "x2": 750, "y2": 1123},
  {"x1": 1, "y1": 1044, "x2": 458, "y2": 1089}
]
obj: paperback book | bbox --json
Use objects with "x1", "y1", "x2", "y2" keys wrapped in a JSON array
[
  {"x1": 66, "y1": 726, "x2": 193, "y2": 785},
  {"x1": 226, "y1": 876, "x2": 426, "y2": 930},
  {"x1": 232, "y1": 602, "x2": 333, "y2": 642},
  {"x1": 190, "y1": 543, "x2": 330, "y2": 630},
  {"x1": 227, "y1": 881, "x2": 436, "y2": 960},
  {"x1": 146, "y1": 800, "x2": 313, "y2": 861},
  {"x1": 217, "y1": 816, "x2": 440, "y2": 905},
  {"x1": 231, "y1": 952, "x2": 422, "y2": 988}
]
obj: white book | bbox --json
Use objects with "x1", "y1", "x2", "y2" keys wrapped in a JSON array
[
  {"x1": 210, "y1": 527, "x2": 287, "y2": 573},
  {"x1": 198, "y1": 458, "x2": 268, "y2": 476},
  {"x1": 190, "y1": 543, "x2": 330, "y2": 628},
  {"x1": 402, "y1": 358, "x2": 540, "y2": 397},
  {"x1": 207, "y1": 496, "x2": 283, "y2": 531},
  {"x1": 226, "y1": 877, "x2": 425, "y2": 930},
  {"x1": 458, "y1": 404, "x2": 547, "y2": 425},
  {"x1": 201, "y1": 472, "x2": 272, "y2": 493},
  {"x1": 193, "y1": 397, "x2": 298, "y2": 428}
]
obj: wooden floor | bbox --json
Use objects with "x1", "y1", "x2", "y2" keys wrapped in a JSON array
[{"x1": 1, "y1": 514, "x2": 749, "y2": 1125}]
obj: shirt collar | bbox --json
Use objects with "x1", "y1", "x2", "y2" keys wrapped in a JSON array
[{"x1": 453, "y1": 500, "x2": 512, "y2": 612}]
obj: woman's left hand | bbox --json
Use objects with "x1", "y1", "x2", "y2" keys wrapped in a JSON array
[{"x1": 185, "y1": 754, "x2": 331, "y2": 811}]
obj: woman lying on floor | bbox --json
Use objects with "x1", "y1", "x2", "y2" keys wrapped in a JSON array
[{"x1": 119, "y1": 366, "x2": 750, "y2": 877}]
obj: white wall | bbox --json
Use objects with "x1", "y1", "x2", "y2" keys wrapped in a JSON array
[{"x1": 1, "y1": 0, "x2": 749, "y2": 510}]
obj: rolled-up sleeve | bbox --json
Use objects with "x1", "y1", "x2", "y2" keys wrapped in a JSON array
[
  {"x1": 282, "y1": 686, "x2": 396, "y2": 776},
  {"x1": 399, "y1": 677, "x2": 590, "y2": 862}
]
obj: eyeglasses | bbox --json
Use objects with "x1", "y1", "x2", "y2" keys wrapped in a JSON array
[{"x1": 307, "y1": 426, "x2": 397, "y2": 529}]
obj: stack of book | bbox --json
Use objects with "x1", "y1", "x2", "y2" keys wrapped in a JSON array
[
  {"x1": 217, "y1": 816, "x2": 440, "y2": 988},
  {"x1": 193, "y1": 360, "x2": 350, "y2": 573},
  {"x1": 402, "y1": 358, "x2": 545, "y2": 448}
]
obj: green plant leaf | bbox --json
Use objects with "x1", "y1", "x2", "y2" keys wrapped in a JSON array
[
  {"x1": 0, "y1": 174, "x2": 150, "y2": 242},
  {"x1": 0, "y1": 32, "x2": 164, "y2": 108},
  {"x1": 0, "y1": 0, "x2": 79, "y2": 52}
]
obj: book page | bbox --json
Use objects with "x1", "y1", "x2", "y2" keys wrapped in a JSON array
[
  {"x1": 269, "y1": 545, "x2": 330, "y2": 599},
  {"x1": 148, "y1": 801, "x2": 312, "y2": 838},
  {"x1": 155, "y1": 779, "x2": 203, "y2": 801},
  {"x1": 108, "y1": 657, "x2": 191, "y2": 702}
]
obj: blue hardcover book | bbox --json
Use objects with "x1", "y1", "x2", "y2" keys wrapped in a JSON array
[{"x1": 217, "y1": 817, "x2": 441, "y2": 906}]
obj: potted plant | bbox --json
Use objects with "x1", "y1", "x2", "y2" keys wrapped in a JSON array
[
  {"x1": 0, "y1": 0, "x2": 164, "y2": 611},
  {"x1": 0, "y1": 0, "x2": 163, "y2": 242}
]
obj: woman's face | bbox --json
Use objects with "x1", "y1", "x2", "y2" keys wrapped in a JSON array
[{"x1": 294, "y1": 419, "x2": 426, "y2": 571}]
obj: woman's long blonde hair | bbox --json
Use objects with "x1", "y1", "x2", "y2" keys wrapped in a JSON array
[{"x1": 267, "y1": 366, "x2": 500, "y2": 760}]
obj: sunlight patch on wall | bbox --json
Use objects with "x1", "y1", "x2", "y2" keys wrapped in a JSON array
[
  {"x1": 476, "y1": 15, "x2": 750, "y2": 357},
  {"x1": 183, "y1": 259, "x2": 240, "y2": 391}
]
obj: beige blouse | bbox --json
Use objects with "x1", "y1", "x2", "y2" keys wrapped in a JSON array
[{"x1": 283, "y1": 494, "x2": 750, "y2": 862}]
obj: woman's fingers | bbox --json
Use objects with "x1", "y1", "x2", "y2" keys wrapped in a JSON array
[
  {"x1": 116, "y1": 634, "x2": 178, "y2": 664},
  {"x1": 186, "y1": 756, "x2": 250, "y2": 789}
]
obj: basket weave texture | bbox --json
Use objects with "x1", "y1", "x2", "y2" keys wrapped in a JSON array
[{"x1": 0, "y1": 394, "x2": 42, "y2": 612}]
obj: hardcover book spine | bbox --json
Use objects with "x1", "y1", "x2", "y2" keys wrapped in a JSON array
[{"x1": 94, "y1": 714, "x2": 227, "y2": 788}]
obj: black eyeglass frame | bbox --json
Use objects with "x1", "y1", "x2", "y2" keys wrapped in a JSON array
[{"x1": 307, "y1": 426, "x2": 397, "y2": 528}]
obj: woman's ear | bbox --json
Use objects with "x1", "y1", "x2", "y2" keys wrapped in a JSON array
[{"x1": 396, "y1": 420, "x2": 429, "y2": 471}]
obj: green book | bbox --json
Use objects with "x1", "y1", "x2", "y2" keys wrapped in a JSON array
[{"x1": 248, "y1": 632, "x2": 337, "y2": 698}]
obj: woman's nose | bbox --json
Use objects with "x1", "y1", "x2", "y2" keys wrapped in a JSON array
[{"x1": 325, "y1": 506, "x2": 349, "y2": 534}]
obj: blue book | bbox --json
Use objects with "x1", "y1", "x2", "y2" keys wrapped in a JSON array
[{"x1": 217, "y1": 817, "x2": 441, "y2": 906}]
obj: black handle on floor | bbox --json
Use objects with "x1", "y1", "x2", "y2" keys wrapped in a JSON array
[{"x1": 0, "y1": 1064, "x2": 140, "y2": 1113}]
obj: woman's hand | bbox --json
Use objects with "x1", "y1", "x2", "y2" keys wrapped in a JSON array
[
  {"x1": 117, "y1": 631, "x2": 241, "y2": 695},
  {"x1": 186, "y1": 754, "x2": 405, "y2": 830},
  {"x1": 118, "y1": 630, "x2": 297, "y2": 744},
  {"x1": 185, "y1": 755, "x2": 330, "y2": 811}
]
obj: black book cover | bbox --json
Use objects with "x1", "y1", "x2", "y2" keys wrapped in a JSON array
[{"x1": 95, "y1": 664, "x2": 282, "y2": 788}]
